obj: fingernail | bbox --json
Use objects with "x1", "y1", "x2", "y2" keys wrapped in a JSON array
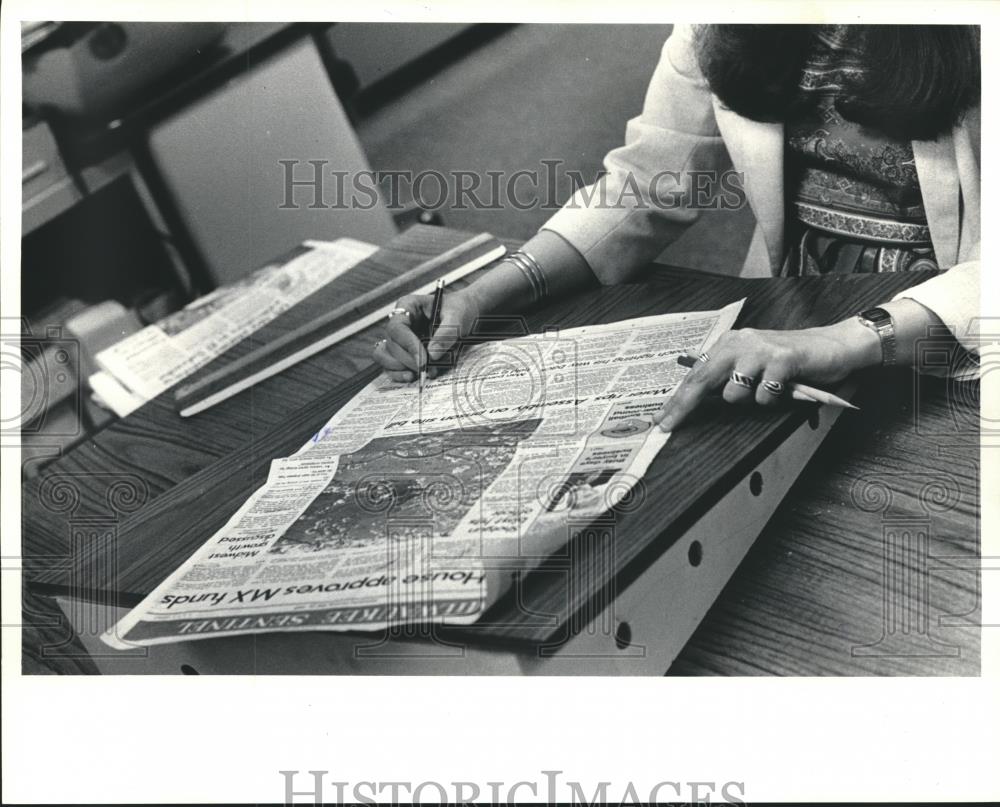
[{"x1": 658, "y1": 415, "x2": 675, "y2": 433}]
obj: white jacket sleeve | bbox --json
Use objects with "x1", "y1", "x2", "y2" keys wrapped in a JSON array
[
  {"x1": 541, "y1": 24, "x2": 729, "y2": 284},
  {"x1": 890, "y1": 254, "x2": 981, "y2": 378}
]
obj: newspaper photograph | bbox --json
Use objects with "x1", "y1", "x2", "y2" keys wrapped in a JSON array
[
  {"x1": 90, "y1": 237, "x2": 379, "y2": 416},
  {"x1": 102, "y1": 299, "x2": 744, "y2": 648}
]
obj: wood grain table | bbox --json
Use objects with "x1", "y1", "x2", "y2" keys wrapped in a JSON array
[{"x1": 21, "y1": 225, "x2": 980, "y2": 675}]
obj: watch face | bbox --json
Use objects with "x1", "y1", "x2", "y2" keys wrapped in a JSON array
[{"x1": 860, "y1": 307, "x2": 891, "y2": 325}]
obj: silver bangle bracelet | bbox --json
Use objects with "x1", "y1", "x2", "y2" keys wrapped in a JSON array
[{"x1": 508, "y1": 249, "x2": 548, "y2": 304}]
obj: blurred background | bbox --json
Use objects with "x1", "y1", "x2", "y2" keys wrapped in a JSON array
[{"x1": 19, "y1": 21, "x2": 749, "y2": 467}]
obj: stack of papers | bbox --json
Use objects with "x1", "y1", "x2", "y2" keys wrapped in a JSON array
[{"x1": 89, "y1": 238, "x2": 379, "y2": 417}]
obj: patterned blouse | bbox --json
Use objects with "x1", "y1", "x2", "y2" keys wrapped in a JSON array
[{"x1": 782, "y1": 26, "x2": 940, "y2": 275}]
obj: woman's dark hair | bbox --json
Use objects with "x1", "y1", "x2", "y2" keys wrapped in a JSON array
[{"x1": 694, "y1": 25, "x2": 980, "y2": 141}]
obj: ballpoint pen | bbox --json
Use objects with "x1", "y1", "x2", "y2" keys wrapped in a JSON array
[
  {"x1": 676, "y1": 353, "x2": 859, "y2": 410},
  {"x1": 420, "y1": 278, "x2": 446, "y2": 391}
]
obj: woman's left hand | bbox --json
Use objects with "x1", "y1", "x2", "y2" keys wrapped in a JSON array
[{"x1": 652, "y1": 318, "x2": 882, "y2": 432}]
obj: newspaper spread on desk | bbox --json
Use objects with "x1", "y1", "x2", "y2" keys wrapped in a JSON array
[
  {"x1": 89, "y1": 238, "x2": 379, "y2": 416},
  {"x1": 102, "y1": 298, "x2": 743, "y2": 648}
]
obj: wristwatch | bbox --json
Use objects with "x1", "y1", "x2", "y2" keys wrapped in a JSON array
[{"x1": 857, "y1": 307, "x2": 897, "y2": 366}]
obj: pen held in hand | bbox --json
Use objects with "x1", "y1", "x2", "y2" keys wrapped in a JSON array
[
  {"x1": 420, "y1": 278, "x2": 446, "y2": 391},
  {"x1": 676, "y1": 353, "x2": 859, "y2": 410}
]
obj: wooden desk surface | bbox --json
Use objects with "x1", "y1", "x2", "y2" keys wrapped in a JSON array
[{"x1": 22, "y1": 225, "x2": 979, "y2": 675}]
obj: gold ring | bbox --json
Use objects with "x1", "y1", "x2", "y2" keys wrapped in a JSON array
[
  {"x1": 387, "y1": 307, "x2": 410, "y2": 320},
  {"x1": 761, "y1": 379, "x2": 785, "y2": 396},
  {"x1": 730, "y1": 371, "x2": 756, "y2": 389}
]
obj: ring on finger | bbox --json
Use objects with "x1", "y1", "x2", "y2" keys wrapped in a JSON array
[
  {"x1": 730, "y1": 371, "x2": 756, "y2": 389},
  {"x1": 698, "y1": 353, "x2": 710, "y2": 363},
  {"x1": 374, "y1": 338, "x2": 386, "y2": 350},
  {"x1": 761, "y1": 379, "x2": 785, "y2": 396},
  {"x1": 387, "y1": 307, "x2": 410, "y2": 320}
]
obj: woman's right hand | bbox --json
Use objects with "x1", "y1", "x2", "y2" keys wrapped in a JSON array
[{"x1": 373, "y1": 288, "x2": 480, "y2": 383}]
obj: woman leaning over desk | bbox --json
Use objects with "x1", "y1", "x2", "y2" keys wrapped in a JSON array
[{"x1": 374, "y1": 24, "x2": 981, "y2": 428}]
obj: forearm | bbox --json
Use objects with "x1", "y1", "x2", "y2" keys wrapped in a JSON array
[{"x1": 463, "y1": 229, "x2": 598, "y2": 316}]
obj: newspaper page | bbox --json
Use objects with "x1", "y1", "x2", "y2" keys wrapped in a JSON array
[
  {"x1": 90, "y1": 237, "x2": 379, "y2": 416},
  {"x1": 103, "y1": 299, "x2": 744, "y2": 648}
]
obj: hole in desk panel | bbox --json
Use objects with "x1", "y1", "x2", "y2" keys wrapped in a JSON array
[
  {"x1": 180, "y1": 664, "x2": 200, "y2": 675},
  {"x1": 614, "y1": 621, "x2": 632, "y2": 650},
  {"x1": 808, "y1": 410, "x2": 820, "y2": 430},
  {"x1": 749, "y1": 471, "x2": 763, "y2": 497},
  {"x1": 688, "y1": 540, "x2": 703, "y2": 567}
]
